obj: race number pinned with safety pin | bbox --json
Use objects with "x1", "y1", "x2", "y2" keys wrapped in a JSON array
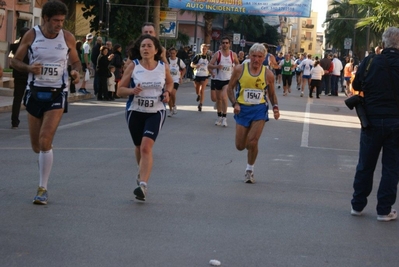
[
  {"x1": 37, "y1": 63, "x2": 63, "y2": 82},
  {"x1": 244, "y1": 88, "x2": 263, "y2": 104}
]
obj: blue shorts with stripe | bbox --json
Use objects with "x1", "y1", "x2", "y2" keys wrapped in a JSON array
[{"x1": 234, "y1": 103, "x2": 269, "y2": 127}]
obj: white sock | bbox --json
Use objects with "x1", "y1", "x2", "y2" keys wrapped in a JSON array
[
  {"x1": 246, "y1": 164, "x2": 254, "y2": 172},
  {"x1": 39, "y1": 149, "x2": 53, "y2": 189},
  {"x1": 139, "y1": 181, "x2": 147, "y2": 188}
]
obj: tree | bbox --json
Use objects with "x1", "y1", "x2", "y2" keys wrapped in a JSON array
[
  {"x1": 350, "y1": 0, "x2": 399, "y2": 32},
  {"x1": 76, "y1": 0, "x2": 148, "y2": 48},
  {"x1": 325, "y1": 0, "x2": 380, "y2": 58},
  {"x1": 225, "y1": 15, "x2": 278, "y2": 45}
]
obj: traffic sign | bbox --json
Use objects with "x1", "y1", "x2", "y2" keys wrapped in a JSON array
[
  {"x1": 233, "y1": 33, "x2": 240, "y2": 45},
  {"x1": 240, "y1": 39, "x2": 246, "y2": 47},
  {"x1": 344, "y1": 38, "x2": 352, "y2": 49}
]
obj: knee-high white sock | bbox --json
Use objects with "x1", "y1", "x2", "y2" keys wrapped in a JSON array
[{"x1": 39, "y1": 149, "x2": 53, "y2": 189}]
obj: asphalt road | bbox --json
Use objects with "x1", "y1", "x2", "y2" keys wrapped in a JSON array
[{"x1": 1, "y1": 81, "x2": 398, "y2": 266}]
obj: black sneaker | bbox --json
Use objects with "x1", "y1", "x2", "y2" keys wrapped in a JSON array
[
  {"x1": 134, "y1": 184, "x2": 147, "y2": 201},
  {"x1": 196, "y1": 95, "x2": 200, "y2": 102},
  {"x1": 198, "y1": 103, "x2": 202, "y2": 112}
]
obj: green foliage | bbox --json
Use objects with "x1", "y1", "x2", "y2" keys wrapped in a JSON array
[
  {"x1": 325, "y1": 0, "x2": 381, "y2": 57},
  {"x1": 76, "y1": 0, "x2": 148, "y2": 49},
  {"x1": 225, "y1": 15, "x2": 278, "y2": 45},
  {"x1": 350, "y1": 0, "x2": 399, "y2": 31}
]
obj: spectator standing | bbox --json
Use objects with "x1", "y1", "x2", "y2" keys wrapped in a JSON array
[
  {"x1": 350, "y1": 27, "x2": 399, "y2": 222},
  {"x1": 9, "y1": 27, "x2": 30, "y2": 129},
  {"x1": 96, "y1": 45, "x2": 114, "y2": 100},
  {"x1": 89, "y1": 36, "x2": 102, "y2": 95},
  {"x1": 330, "y1": 53, "x2": 342, "y2": 96},
  {"x1": 343, "y1": 57, "x2": 354, "y2": 96},
  {"x1": 107, "y1": 65, "x2": 116, "y2": 100},
  {"x1": 110, "y1": 44, "x2": 123, "y2": 98},
  {"x1": 106, "y1": 40, "x2": 113, "y2": 54},
  {"x1": 309, "y1": 60, "x2": 324, "y2": 98},
  {"x1": 78, "y1": 33, "x2": 93, "y2": 94},
  {"x1": 68, "y1": 40, "x2": 83, "y2": 96},
  {"x1": 320, "y1": 53, "x2": 332, "y2": 95},
  {"x1": 238, "y1": 51, "x2": 245, "y2": 64}
]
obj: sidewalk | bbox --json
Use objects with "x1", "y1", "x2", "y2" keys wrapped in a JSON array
[
  {"x1": 0, "y1": 77, "x2": 95, "y2": 113},
  {"x1": 0, "y1": 76, "x2": 194, "y2": 113}
]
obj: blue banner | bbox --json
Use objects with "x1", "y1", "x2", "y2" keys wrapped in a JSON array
[{"x1": 168, "y1": 0, "x2": 312, "y2": 18}]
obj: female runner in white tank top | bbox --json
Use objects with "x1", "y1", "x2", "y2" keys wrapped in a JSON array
[{"x1": 117, "y1": 34, "x2": 174, "y2": 201}]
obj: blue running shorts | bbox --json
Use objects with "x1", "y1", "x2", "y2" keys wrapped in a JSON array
[{"x1": 234, "y1": 103, "x2": 269, "y2": 127}]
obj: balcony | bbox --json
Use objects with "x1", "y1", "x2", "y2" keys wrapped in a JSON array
[
  {"x1": 302, "y1": 24, "x2": 314, "y2": 29},
  {"x1": 301, "y1": 36, "x2": 314, "y2": 42}
]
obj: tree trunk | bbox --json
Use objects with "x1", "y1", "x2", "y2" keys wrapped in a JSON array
[
  {"x1": 203, "y1": 12, "x2": 215, "y2": 45},
  {"x1": 154, "y1": 0, "x2": 161, "y2": 36}
]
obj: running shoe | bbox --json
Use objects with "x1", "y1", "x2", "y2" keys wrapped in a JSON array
[
  {"x1": 173, "y1": 106, "x2": 177, "y2": 115},
  {"x1": 351, "y1": 208, "x2": 362, "y2": 216},
  {"x1": 78, "y1": 88, "x2": 86, "y2": 94},
  {"x1": 167, "y1": 109, "x2": 173, "y2": 117},
  {"x1": 300, "y1": 91, "x2": 304, "y2": 97},
  {"x1": 244, "y1": 170, "x2": 255, "y2": 184},
  {"x1": 221, "y1": 118, "x2": 227, "y2": 127},
  {"x1": 196, "y1": 95, "x2": 200, "y2": 102},
  {"x1": 198, "y1": 103, "x2": 202, "y2": 112},
  {"x1": 134, "y1": 184, "x2": 147, "y2": 201},
  {"x1": 33, "y1": 186, "x2": 48, "y2": 205},
  {"x1": 215, "y1": 117, "x2": 222, "y2": 126},
  {"x1": 377, "y1": 209, "x2": 397, "y2": 222}
]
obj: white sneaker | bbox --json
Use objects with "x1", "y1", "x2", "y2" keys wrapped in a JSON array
[
  {"x1": 173, "y1": 106, "x2": 177, "y2": 115},
  {"x1": 377, "y1": 209, "x2": 397, "y2": 222},
  {"x1": 300, "y1": 91, "x2": 304, "y2": 97},
  {"x1": 215, "y1": 117, "x2": 222, "y2": 126},
  {"x1": 221, "y1": 118, "x2": 227, "y2": 127},
  {"x1": 244, "y1": 170, "x2": 255, "y2": 184},
  {"x1": 167, "y1": 110, "x2": 173, "y2": 117}
]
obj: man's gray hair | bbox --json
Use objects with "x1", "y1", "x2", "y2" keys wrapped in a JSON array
[
  {"x1": 249, "y1": 43, "x2": 266, "y2": 56},
  {"x1": 382, "y1": 27, "x2": 399, "y2": 50}
]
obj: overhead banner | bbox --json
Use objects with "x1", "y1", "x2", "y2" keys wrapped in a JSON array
[{"x1": 168, "y1": 0, "x2": 312, "y2": 18}]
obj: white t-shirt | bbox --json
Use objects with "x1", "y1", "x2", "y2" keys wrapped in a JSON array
[
  {"x1": 299, "y1": 58, "x2": 314, "y2": 76},
  {"x1": 168, "y1": 57, "x2": 186, "y2": 83}
]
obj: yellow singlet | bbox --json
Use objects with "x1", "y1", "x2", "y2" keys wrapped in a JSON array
[{"x1": 236, "y1": 63, "x2": 267, "y2": 105}]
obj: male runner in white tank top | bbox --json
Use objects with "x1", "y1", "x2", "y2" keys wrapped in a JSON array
[
  {"x1": 208, "y1": 36, "x2": 239, "y2": 127},
  {"x1": 11, "y1": 0, "x2": 81, "y2": 205}
]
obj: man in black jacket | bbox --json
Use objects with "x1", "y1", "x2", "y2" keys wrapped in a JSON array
[
  {"x1": 90, "y1": 36, "x2": 102, "y2": 95},
  {"x1": 9, "y1": 27, "x2": 30, "y2": 129},
  {"x1": 350, "y1": 27, "x2": 399, "y2": 222}
]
